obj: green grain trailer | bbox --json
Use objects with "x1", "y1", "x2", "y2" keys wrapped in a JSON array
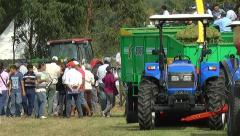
[{"x1": 121, "y1": 27, "x2": 236, "y2": 123}]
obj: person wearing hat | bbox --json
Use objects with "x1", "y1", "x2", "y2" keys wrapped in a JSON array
[
  {"x1": 97, "y1": 57, "x2": 111, "y2": 111},
  {"x1": 62, "y1": 61, "x2": 83, "y2": 118},
  {"x1": 45, "y1": 56, "x2": 61, "y2": 116}
]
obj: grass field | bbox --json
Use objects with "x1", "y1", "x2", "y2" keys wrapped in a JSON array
[{"x1": 0, "y1": 107, "x2": 227, "y2": 136}]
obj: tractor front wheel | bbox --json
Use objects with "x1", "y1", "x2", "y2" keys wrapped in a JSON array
[
  {"x1": 227, "y1": 81, "x2": 240, "y2": 136},
  {"x1": 206, "y1": 69, "x2": 226, "y2": 130},
  {"x1": 138, "y1": 77, "x2": 158, "y2": 130}
]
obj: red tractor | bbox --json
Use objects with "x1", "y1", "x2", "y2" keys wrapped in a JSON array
[{"x1": 47, "y1": 38, "x2": 94, "y2": 64}]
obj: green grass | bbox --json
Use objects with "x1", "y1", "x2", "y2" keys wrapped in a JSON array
[{"x1": 0, "y1": 109, "x2": 227, "y2": 136}]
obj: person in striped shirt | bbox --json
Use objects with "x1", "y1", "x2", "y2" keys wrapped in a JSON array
[{"x1": 22, "y1": 64, "x2": 36, "y2": 116}]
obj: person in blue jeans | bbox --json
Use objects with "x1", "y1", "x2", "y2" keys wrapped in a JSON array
[
  {"x1": 35, "y1": 63, "x2": 49, "y2": 119},
  {"x1": 63, "y1": 61, "x2": 83, "y2": 118},
  {"x1": 0, "y1": 62, "x2": 9, "y2": 115},
  {"x1": 22, "y1": 64, "x2": 36, "y2": 116},
  {"x1": 8, "y1": 65, "x2": 25, "y2": 117}
]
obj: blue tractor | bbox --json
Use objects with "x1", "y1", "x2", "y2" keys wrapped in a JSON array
[
  {"x1": 138, "y1": 14, "x2": 226, "y2": 130},
  {"x1": 223, "y1": 21, "x2": 240, "y2": 136}
]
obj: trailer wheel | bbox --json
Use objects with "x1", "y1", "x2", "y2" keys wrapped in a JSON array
[
  {"x1": 138, "y1": 77, "x2": 158, "y2": 130},
  {"x1": 126, "y1": 97, "x2": 138, "y2": 123},
  {"x1": 227, "y1": 81, "x2": 240, "y2": 136},
  {"x1": 206, "y1": 69, "x2": 226, "y2": 130}
]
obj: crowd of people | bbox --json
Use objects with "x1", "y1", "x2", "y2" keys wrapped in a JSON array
[
  {"x1": 160, "y1": 3, "x2": 240, "y2": 32},
  {"x1": 0, "y1": 56, "x2": 119, "y2": 119}
]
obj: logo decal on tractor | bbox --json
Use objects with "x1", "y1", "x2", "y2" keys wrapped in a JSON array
[{"x1": 135, "y1": 46, "x2": 144, "y2": 56}]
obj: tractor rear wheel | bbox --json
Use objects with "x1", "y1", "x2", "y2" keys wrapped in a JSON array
[
  {"x1": 138, "y1": 77, "x2": 158, "y2": 130},
  {"x1": 206, "y1": 69, "x2": 226, "y2": 130},
  {"x1": 227, "y1": 81, "x2": 240, "y2": 136}
]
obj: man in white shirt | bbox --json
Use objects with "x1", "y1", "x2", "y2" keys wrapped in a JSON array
[
  {"x1": 62, "y1": 61, "x2": 83, "y2": 118},
  {"x1": 97, "y1": 57, "x2": 110, "y2": 111},
  {"x1": 226, "y1": 10, "x2": 237, "y2": 21},
  {"x1": 45, "y1": 56, "x2": 61, "y2": 116}
]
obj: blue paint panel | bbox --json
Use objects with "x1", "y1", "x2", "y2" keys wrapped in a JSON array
[
  {"x1": 144, "y1": 63, "x2": 160, "y2": 80},
  {"x1": 200, "y1": 62, "x2": 220, "y2": 86},
  {"x1": 233, "y1": 68, "x2": 240, "y2": 82},
  {"x1": 168, "y1": 88, "x2": 196, "y2": 95},
  {"x1": 226, "y1": 59, "x2": 236, "y2": 77},
  {"x1": 168, "y1": 63, "x2": 195, "y2": 73}
]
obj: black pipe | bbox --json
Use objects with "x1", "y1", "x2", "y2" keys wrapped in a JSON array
[{"x1": 157, "y1": 21, "x2": 165, "y2": 86}]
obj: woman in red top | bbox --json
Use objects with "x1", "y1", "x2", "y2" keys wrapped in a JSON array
[{"x1": 102, "y1": 66, "x2": 118, "y2": 117}]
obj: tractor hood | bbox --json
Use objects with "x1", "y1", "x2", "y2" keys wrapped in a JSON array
[{"x1": 168, "y1": 63, "x2": 195, "y2": 73}]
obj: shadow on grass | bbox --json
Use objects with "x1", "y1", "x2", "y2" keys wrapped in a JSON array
[{"x1": 110, "y1": 119, "x2": 215, "y2": 132}]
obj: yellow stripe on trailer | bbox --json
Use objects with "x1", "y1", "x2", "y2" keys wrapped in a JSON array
[{"x1": 120, "y1": 28, "x2": 133, "y2": 36}]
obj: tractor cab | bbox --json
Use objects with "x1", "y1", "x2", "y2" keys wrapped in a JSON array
[{"x1": 47, "y1": 38, "x2": 93, "y2": 63}]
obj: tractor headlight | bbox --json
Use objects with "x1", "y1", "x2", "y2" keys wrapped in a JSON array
[
  {"x1": 183, "y1": 75, "x2": 192, "y2": 81},
  {"x1": 171, "y1": 76, "x2": 179, "y2": 81}
]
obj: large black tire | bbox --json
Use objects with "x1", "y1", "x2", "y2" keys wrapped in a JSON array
[
  {"x1": 206, "y1": 69, "x2": 226, "y2": 130},
  {"x1": 227, "y1": 81, "x2": 240, "y2": 136},
  {"x1": 138, "y1": 77, "x2": 158, "y2": 130}
]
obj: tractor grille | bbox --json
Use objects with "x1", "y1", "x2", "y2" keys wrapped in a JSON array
[
  {"x1": 168, "y1": 81, "x2": 194, "y2": 88},
  {"x1": 168, "y1": 72, "x2": 195, "y2": 88}
]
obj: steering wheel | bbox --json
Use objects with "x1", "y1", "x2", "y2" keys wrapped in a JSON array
[{"x1": 174, "y1": 55, "x2": 190, "y2": 61}]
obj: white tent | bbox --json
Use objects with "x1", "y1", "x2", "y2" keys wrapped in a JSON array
[{"x1": 0, "y1": 21, "x2": 25, "y2": 59}]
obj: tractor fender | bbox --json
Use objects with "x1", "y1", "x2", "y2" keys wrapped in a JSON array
[
  {"x1": 221, "y1": 58, "x2": 240, "y2": 85},
  {"x1": 221, "y1": 60, "x2": 233, "y2": 86},
  {"x1": 233, "y1": 68, "x2": 240, "y2": 83},
  {"x1": 200, "y1": 62, "x2": 220, "y2": 87},
  {"x1": 144, "y1": 63, "x2": 161, "y2": 80}
]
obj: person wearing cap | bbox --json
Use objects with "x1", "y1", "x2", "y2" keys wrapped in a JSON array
[
  {"x1": 212, "y1": 4, "x2": 226, "y2": 20},
  {"x1": 83, "y1": 64, "x2": 95, "y2": 115},
  {"x1": 73, "y1": 61, "x2": 91, "y2": 116},
  {"x1": 45, "y1": 56, "x2": 61, "y2": 116},
  {"x1": 62, "y1": 61, "x2": 83, "y2": 118},
  {"x1": 0, "y1": 62, "x2": 9, "y2": 116},
  {"x1": 22, "y1": 64, "x2": 37, "y2": 116},
  {"x1": 97, "y1": 57, "x2": 111, "y2": 111}
]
